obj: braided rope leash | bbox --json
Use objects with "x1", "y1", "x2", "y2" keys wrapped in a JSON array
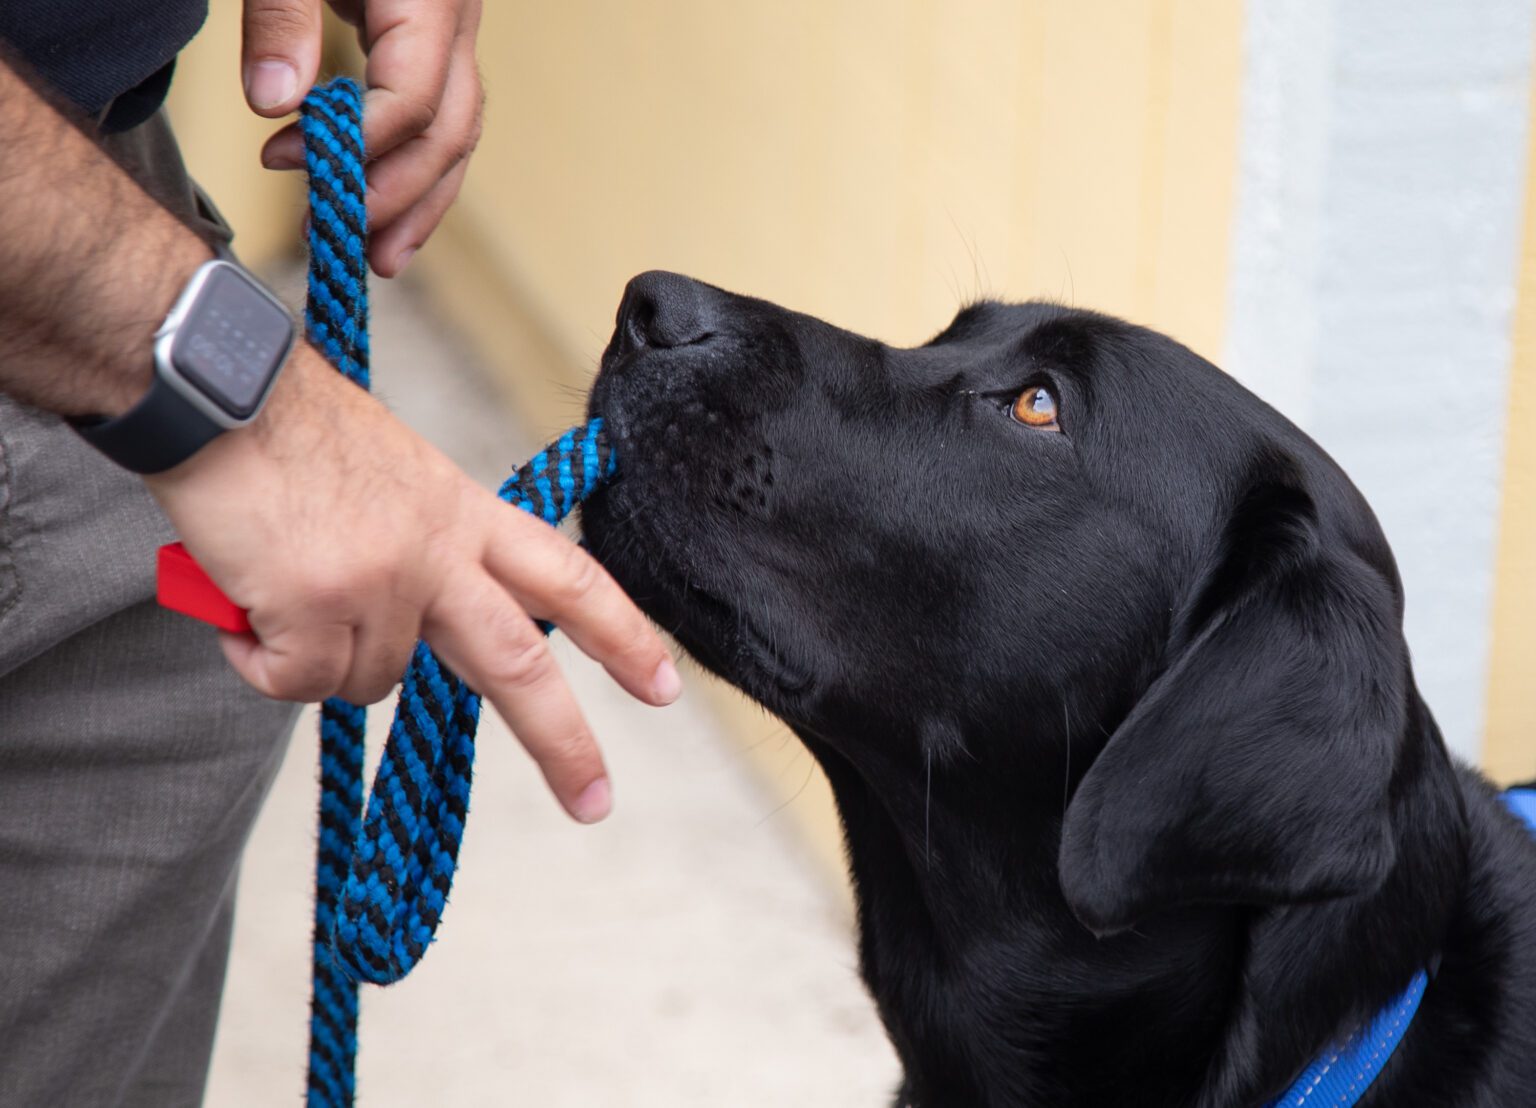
[{"x1": 297, "y1": 79, "x2": 616, "y2": 1106}]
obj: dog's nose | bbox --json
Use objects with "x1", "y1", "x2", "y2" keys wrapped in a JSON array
[{"x1": 614, "y1": 270, "x2": 714, "y2": 354}]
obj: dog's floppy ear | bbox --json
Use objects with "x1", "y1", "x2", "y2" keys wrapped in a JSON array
[{"x1": 1058, "y1": 472, "x2": 1405, "y2": 935}]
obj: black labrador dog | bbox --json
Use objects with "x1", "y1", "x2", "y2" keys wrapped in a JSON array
[{"x1": 581, "y1": 271, "x2": 1536, "y2": 1106}]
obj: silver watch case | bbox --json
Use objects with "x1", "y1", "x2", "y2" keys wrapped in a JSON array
[{"x1": 152, "y1": 259, "x2": 296, "y2": 430}]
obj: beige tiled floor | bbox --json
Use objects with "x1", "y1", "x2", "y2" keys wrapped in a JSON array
[{"x1": 202, "y1": 274, "x2": 899, "y2": 1106}]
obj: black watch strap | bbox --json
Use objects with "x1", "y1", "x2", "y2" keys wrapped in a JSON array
[
  {"x1": 70, "y1": 234, "x2": 235, "y2": 475},
  {"x1": 69, "y1": 382, "x2": 226, "y2": 475}
]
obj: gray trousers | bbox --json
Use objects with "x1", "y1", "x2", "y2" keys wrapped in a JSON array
[{"x1": 0, "y1": 115, "x2": 300, "y2": 1106}]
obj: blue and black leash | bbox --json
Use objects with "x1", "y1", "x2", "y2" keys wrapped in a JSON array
[{"x1": 296, "y1": 78, "x2": 615, "y2": 1106}]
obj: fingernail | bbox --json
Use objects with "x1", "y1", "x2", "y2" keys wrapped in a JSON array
[
  {"x1": 572, "y1": 777, "x2": 612, "y2": 824},
  {"x1": 245, "y1": 60, "x2": 297, "y2": 111},
  {"x1": 652, "y1": 657, "x2": 682, "y2": 704},
  {"x1": 396, "y1": 247, "x2": 417, "y2": 272}
]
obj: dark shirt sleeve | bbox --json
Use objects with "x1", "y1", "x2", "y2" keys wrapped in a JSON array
[{"x1": 0, "y1": 2, "x2": 209, "y2": 131}]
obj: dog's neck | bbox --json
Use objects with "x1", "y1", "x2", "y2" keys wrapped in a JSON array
[{"x1": 796, "y1": 696, "x2": 1467, "y2": 1108}]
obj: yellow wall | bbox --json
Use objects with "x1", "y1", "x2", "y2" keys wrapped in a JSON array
[
  {"x1": 438, "y1": 0, "x2": 1241, "y2": 367},
  {"x1": 1484, "y1": 53, "x2": 1536, "y2": 785}
]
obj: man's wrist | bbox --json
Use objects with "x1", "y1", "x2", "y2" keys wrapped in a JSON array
[
  {"x1": 90, "y1": 234, "x2": 219, "y2": 419},
  {"x1": 143, "y1": 343, "x2": 334, "y2": 485},
  {"x1": 0, "y1": 57, "x2": 223, "y2": 421}
]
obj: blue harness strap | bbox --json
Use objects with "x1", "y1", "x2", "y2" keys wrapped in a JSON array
[{"x1": 296, "y1": 79, "x2": 616, "y2": 1106}]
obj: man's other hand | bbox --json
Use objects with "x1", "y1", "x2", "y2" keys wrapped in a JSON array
[{"x1": 241, "y1": 0, "x2": 484, "y2": 278}]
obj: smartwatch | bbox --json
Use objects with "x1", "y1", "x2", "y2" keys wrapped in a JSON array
[{"x1": 70, "y1": 257, "x2": 297, "y2": 474}]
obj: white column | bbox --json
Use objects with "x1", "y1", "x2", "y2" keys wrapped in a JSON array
[{"x1": 1224, "y1": 0, "x2": 1536, "y2": 761}]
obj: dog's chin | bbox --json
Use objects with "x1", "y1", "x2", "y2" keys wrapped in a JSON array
[{"x1": 581, "y1": 478, "x2": 815, "y2": 712}]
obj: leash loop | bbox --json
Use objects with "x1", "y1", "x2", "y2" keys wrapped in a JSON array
[{"x1": 297, "y1": 78, "x2": 615, "y2": 1107}]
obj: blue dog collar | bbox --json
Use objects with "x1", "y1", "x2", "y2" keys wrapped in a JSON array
[{"x1": 1265, "y1": 787, "x2": 1536, "y2": 1106}]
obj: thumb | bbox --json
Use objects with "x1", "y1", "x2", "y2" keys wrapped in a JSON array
[{"x1": 242, "y1": 0, "x2": 324, "y2": 116}]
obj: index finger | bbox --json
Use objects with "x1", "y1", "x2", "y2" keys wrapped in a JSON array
[
  {"x1": 423, "y1": 570, "x2": 613, "y2": 823},
  {"x1": 358, "y1": 0, "x2": 459, "y2": 158},
  {"x1": 483, "y1": 506, "x2": 681, "y2": 708}
]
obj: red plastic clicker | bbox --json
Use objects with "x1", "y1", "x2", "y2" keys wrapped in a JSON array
[{"x1": 156, "y1": 543, "x2": 252, "y2": 633}]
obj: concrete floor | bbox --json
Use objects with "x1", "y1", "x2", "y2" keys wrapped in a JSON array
[{"x1": 202, "y1": 275, "x2": 899, "y2": 1106}]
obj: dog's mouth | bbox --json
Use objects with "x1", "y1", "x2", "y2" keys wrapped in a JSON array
[{"x1": 582, "y1": 450, "x2": 815, "y2": 705}]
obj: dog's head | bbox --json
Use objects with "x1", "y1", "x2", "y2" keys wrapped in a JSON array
[{"x1": 584, "y1": 271, "x2": 1424, "y2": 935}]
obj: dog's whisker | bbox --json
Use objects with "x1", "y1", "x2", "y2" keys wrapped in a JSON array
[
  {"x1": 1062, "y1": 699, "x2": 1072, "y2": 815},
  {"x1": 740, "y1": 723, "x2": 791, "y2": 756},
  {"x1": 755, "y1": 750, "x2": 816, "y2": 829},
  {"x1": 924, "y1": 747, "x2": 933, "y2": 873}
]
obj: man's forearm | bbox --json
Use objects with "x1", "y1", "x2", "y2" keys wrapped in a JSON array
[{"x1": 0, "y1": 55, "x2": 214, "y2": 418}]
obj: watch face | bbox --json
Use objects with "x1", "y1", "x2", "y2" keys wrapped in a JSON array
[{"x1": 172, "y1": 264, "x2": 294, "y2": 419}]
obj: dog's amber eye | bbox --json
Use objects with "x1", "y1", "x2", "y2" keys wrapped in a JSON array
[{"x1": 1011, "y1": 385, "x2": 1060, "y2": 430}]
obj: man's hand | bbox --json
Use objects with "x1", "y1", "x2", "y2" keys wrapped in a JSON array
[
  {"x1": 146, "y1": 347, "x2": 682, "y2": 824},
  {"x1": 241, "y1": 0, "x2": 484, "y2": 278}
]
